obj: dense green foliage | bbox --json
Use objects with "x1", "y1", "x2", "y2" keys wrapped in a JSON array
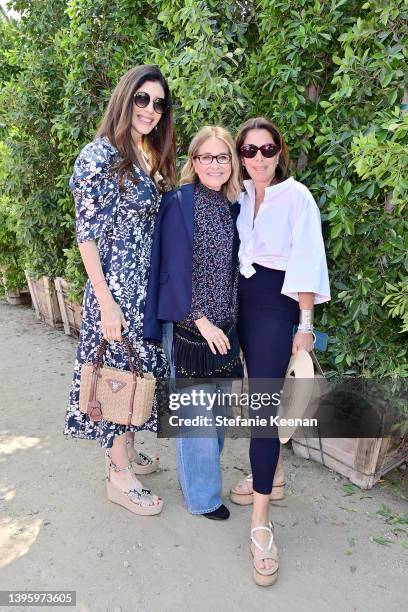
[
  {"x1": 0, "y1": 0, "x2": 407, "y2": 376},
  {"x1": 0, "y1": 192, "x2": 26, "y2": 294},
  {"x1": 0, "y1": 1, "x2": 69, "y2": 278}
]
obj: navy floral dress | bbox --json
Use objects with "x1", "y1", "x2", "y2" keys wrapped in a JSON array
[{"x1": 63, "y1": 136, "x2": 169, "y2": 448}]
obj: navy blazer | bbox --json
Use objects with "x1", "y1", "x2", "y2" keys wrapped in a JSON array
[{"x1": 143, "y1": 182, "x2": 240, "y2": 342}]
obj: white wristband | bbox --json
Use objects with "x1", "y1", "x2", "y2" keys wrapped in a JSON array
[{"x1": 298, "y1": 323, "x2": 314, "y2": 333}]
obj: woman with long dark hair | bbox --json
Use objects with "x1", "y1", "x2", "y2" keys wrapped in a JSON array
[
  {"x1": 234, "y1": 117, "x2": 330, "y2": 584},
  {"x1": 64, "y1": 65, "x2": 176, "y2": 516}
]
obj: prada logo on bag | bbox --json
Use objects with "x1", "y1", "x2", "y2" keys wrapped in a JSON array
[{"x1": 106, "y1": 379, "x2": 127, "y2": 393}]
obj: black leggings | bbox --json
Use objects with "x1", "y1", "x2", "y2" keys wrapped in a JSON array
[{"x1": 237, "y1": 265, "x2": 299, "y2": 495}]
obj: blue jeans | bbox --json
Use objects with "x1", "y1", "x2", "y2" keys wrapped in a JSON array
[{"x1": 162, "y1": 322, "x2": 229, "y2": 514}]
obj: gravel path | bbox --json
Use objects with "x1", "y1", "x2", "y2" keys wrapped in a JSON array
[{"x1": 0, "y1": 301, "x2": 407, "y2": 612}]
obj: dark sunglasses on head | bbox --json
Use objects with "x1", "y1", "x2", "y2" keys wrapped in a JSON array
[
  {"x1": 239, "y1": 143, "x2": 280, "y2": 158},
  {"x1": 133, "y1": 91, "x2": 167, "y2": 114}
]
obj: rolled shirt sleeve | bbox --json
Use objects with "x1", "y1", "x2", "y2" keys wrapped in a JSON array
[{"x1": 281, "y1": 195, "x2": 331, "y2": 305}]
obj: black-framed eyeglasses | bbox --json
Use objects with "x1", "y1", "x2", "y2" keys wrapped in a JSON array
[
  {"x1": 133, "y1": 91, "x2": 167, "y2": 114},
  {"x1": 193, "y1": 153, "x2": 232, "y2": 165},
  {"x1": 239, "y1": 143, "x2": 280, "y2": 159}
]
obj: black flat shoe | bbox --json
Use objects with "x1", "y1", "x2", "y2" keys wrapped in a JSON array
[{"x1": 203, "y1": 504, "x2": 230, "y2": 521}]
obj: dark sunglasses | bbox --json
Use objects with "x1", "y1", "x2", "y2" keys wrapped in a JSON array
[
  {"x1": 239, "y1": 143, "x2": 280, "y2": 159},
  {"x1": 133, "y1": 91, "x2": 167, "y2": 115}
]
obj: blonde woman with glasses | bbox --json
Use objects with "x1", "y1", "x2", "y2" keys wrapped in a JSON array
[{"x1": 144, "y1": 126, "x2": 243, "y2": 520}]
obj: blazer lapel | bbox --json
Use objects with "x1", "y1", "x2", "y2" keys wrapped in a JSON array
[
  {"x1": 177, "y1": 183, "x2": 195, "y2": 245},
  {"x1": 230, "y1": 201, "x2": 240, "y2": 224},
  {"x1": 230, "y1": 201, "x2": 241, "y2": 259}
]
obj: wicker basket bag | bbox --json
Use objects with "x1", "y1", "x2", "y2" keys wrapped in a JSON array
[{"x1": 79, "y1": 336, "x2": 156, "y2": 426}]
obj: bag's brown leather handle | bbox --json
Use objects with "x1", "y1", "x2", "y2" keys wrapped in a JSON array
[
  {"x1": 93, "y1": 336, "x2": 144, "y2": 377},
  {"x1": 311, "y1": 350, "x2": 325, "y2": 377},
  {"x1": 87, "y1": 336, "x2": 145, "y2": 421},
  {"x1": 122, "y1": 336, "x2": 144, "y2": 378}
]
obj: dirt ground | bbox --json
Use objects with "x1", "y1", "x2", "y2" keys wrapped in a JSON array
[{"x1": 1, "y1": 300, "x2": 407, "y2": 612}]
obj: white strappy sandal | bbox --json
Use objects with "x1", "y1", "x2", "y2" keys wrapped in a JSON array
[{"x1": 250, "y1": 521, "x2": 279, "y2": 586}]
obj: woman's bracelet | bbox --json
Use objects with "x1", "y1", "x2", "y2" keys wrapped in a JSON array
[
  {"x1": 299, "y1": 309, "x2": 314, "y2": 326},
  {"x1": 297, "y1": 323, "x2": 314, "y2": 333},
  {"x1": 92, "y1": 278, "x2": 107, "y2": 289},
  {"x1": 296, "y1": 327, "x2": 316, "y2": 346}
]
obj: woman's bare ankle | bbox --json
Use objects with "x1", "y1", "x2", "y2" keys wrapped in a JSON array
[{"x1": 110, "y1": 465, "x2": 142, "y2": 488}]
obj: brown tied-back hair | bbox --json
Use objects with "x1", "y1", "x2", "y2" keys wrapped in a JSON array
[
  {"x1": 95, "y1": 65, "x2": 176, "y2": 190},
  {"x1": 235, "y1": 117, "x2": 290, "y2": 184}
]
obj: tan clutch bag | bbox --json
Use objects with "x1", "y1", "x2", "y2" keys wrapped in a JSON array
[
  {"x1": 278, "y1": 350, "x2": 325, "y2": 444},
  {"x1": 79, "y1": 336, "x2": 156, "y2": 426}
]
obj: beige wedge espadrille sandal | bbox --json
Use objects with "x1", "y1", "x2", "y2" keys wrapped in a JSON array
[
  {"x1": 126, "y1": 439, "x2": 160, "y2": 475},
  {"x1": 250, "y1": 521, "x2": 279, "y2": 587},
  {"x1": 230, "y1": 473, "x2": 285, "y2": 505},
  {"x1": 105, "y1": 450, "x2": 163, "y2": 516}
]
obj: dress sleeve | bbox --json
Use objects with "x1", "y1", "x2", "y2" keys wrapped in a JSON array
[
  {"x1": 281, "y1": 193, "x2": 331, "y2": 305},
  {"x1": 70, "y1": 140, "x2": 120, "y2": 243}
]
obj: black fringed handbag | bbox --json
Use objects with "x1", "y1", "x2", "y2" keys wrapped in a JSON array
[
  {"x1": 172, "y1": 235, "x2": 244, "y2": 379},
  {"x1": 173, "y1": 317, "x2": 243, "y2": 378}
]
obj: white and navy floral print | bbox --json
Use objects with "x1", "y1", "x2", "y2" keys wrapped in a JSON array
[{"x1": 63, "y1": 137, "x2": 169, "y2": 448}]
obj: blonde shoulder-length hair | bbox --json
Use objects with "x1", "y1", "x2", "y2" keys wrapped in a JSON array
[{"x1": 179, "y1": 126, "x2": 241, "y2": 202}]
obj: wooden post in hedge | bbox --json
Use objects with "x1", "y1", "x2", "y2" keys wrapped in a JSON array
[{"x1": 296, "y1": 84, "x2": 321, "y2": 173}]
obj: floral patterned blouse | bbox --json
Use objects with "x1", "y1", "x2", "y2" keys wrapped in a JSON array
[{"x1": 180, "y1": 182, "x2": 238, "y2": 328}]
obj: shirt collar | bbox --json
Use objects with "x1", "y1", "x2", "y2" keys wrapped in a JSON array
[
  {"x1": 243, "y1": 177, "x2": 295, "y2": 199},
  {"x1": 243, "y1": 179, "x2": 255, "y2": 197}
]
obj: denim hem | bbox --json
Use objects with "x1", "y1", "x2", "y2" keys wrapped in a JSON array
[{"x1": 188, "y1": 502, "x2": 224, "y2": 515}]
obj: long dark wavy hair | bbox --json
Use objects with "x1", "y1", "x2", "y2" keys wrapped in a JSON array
[
  {"x1": 95, "y1": 65, "x2": 176, "y2": 189},
  {"x1": 235, "y1": 117, "x2": 290, "y2": 183}
]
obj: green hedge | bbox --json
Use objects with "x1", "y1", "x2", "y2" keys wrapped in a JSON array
[
  {"x1": 0, "y1": 1, "x2": 69, "y2": 278},
  {"x1": 0, "y1": 0, "x2": 407, "y2": 376}
]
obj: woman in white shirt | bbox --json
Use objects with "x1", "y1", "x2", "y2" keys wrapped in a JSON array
[{"x1": 232, "y1": 117, "x2": 330, "y2": 586}]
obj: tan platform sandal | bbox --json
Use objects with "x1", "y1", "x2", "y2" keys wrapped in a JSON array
[
  {"x1": 105, "y1": 450, "x2": 163, "y2": 516},
  {"x1": 250, "y1": 521, "x2": 279, "y2": 587},
  {"x1": 230, "y1": 473, "x2": 285, "y2": 505},
  {"x1": 126, "y1": 439, "x2": 160, "y2": 475}
]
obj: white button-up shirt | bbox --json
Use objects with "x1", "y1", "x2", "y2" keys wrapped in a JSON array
[{"x1": 237, "y1": 177, "x2": 331, "y2": 304}]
